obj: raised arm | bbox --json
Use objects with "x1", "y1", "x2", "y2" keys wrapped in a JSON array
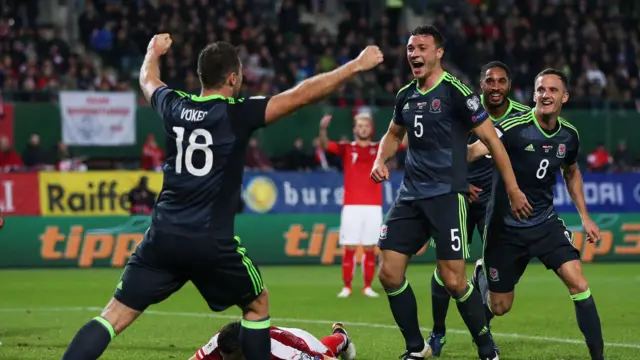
[
  {"x1": 139, "y1": 34, "x2": 172, "y2": 103},
  {"x1": 264, "y1": 46, "x2": 383, "y2": 124},
  {"x1": 318, "y1": 114, "x2": 332, "y2": 149}
]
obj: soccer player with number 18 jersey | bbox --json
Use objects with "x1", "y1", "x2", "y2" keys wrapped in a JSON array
[
  {"x1": 61, "y1": 33, "x2": 384, "y2": 360},
  {"x1": 319, "y1": 113, "x2": 405, "y2": 298}
]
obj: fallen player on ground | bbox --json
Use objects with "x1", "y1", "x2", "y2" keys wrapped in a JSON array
[{"x1": 190, "y1": 322, "x2": 357, "y2": 360}]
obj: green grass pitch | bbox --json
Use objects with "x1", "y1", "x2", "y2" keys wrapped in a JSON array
[{"x1": 0, "y1": 263, "x2": 639, "y2": 359}]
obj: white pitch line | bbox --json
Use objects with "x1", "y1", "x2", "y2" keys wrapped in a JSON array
[{"x1": 1, "y1": 306, "x2": 639, "y2": 349}]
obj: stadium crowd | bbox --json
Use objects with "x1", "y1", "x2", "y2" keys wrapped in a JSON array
[
  {"x1": 1, "y1": 0, "x2": 640, "y2": 172},
  {"x1": 1, "y1": 0, "x2": 640, "y2": 106}
]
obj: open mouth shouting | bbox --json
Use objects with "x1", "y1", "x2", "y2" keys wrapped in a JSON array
[{"x1": 410, "y1": 58, "x2": 426, "y2": 77}]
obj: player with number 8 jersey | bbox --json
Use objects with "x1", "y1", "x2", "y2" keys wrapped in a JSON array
[{"x1": 468, "y1": 69, "x2": 604, "y2": 360}]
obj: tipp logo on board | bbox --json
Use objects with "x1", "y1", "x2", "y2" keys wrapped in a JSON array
[{"x1": 243, "y1": 176, "x2": 278, "y2": 213}]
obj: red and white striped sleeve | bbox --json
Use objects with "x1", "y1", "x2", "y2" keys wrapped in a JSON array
[
  {"x1": 194, "y1": 333, "x2": 222, "y2": 360},
  {"x1": 271, "y1": 328, "x2": 325, "y2": 360}
]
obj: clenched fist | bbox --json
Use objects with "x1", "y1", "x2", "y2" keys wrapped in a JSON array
[
  {"x1": 355, "y1": 46, "x2": 384, "y2": 72},
  {"x1": 370, "y1": 159, "x2": 389, "y2": 183},
  {"x1": 147, "y1": 33, "x2": 172, "y2": 57}
]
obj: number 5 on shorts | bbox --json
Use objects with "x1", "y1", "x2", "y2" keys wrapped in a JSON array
[{"x1": 450, "y1": 228, "x2": 461, "y2": 251}]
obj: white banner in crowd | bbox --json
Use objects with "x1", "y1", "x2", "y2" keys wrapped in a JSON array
[{"x1": 60, "y1": 91, "x2": 136, "y2": 146}]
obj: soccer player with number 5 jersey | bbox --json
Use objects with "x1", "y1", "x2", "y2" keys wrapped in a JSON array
[{"x1": 371, "y1": 25, "x2": 531, "y2": 360}]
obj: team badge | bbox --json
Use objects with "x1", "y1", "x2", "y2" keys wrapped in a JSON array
[
  {"x1": 489, "y1": 267, "x2": 499, "y2": 281},
  {"x1": 557, "y1": 144, "x2": 566, "y2": 158},
  {"x1": 466, "y1": 95, "x2": 480, "y2": 112},
  {"x1": 379, "y1": 225, "x2": 388, "y2": 239},
  {"x1": 430, "y1": 98, "x2": 441, "y2": 113}
]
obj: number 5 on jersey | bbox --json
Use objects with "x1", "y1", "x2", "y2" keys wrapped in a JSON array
[
  {"x1": 414, "y1": 115, "x2": 423, "y2": 138},
  {"x1": 173, "y1": 126, "x2": 214, "y2": 176}
]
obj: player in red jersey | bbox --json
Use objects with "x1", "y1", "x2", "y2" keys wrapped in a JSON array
[
  {"x1": 319, "y1": 113, "x2": 405, "y2": 298},
  {"x1": 191, "y1": 321, "x2": 356, "y2": 360}
]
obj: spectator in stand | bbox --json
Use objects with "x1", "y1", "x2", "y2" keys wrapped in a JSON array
[
  {"x1": 312, "y1": 136, "x2": 342, "y2": 171},
  {"x1": 283, "y1": 138, "x2": 314, "y2": 171},
  {"x1": 2, "y1": 0, "x2": 640, "y2": 108},
  {"x1": 141, "y1": 134, "x2": 164, "y2": 171},
  {"x1": 21, "y1": 133, "x2": 46, "y2": 169},
  {"x1": 0, "y1": 135, "x2": 22, "y2": 172},
  {"x1": 55, "y1": 141, "x2": 72, "y2": 164},
  {"x1": 613, "y1": 140, "x2": 633, "y2": 172},
  {"x1": 313, "y1": 137, "x2": 332, "y2": 171},
  {"x1": 587, "y1": 143, "x2": 613, "y2": 173},
  {"x1": 128, "y1": 176, "x2": 156, "y2": 216},
  {"x1": 245, "y1": 137, "x2": 272, "y2": 172},
  {"x1": 55, "y1": 141, "x2": 83, "y2": 172}
]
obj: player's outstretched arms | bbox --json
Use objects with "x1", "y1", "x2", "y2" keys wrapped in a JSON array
[
  {"x1": 264, "y1": 46, "x2": 384, "y2": 124},
  {"x1": 562, "y1": 163, "x2": 601, "y2": 243},
  {"x1": 472, "y1": 120, "x2": 533, "y2": 220},
  {"x1": 139, "y1": 34, "x2": 172, "y2": 103},
  {"x1": 371, "y1": 121, "x2": 406, "y2": 183},
  {"x1": 466, "y1": 140, "x2": 490, "y2": 162}
]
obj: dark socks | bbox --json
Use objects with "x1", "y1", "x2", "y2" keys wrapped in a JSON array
[
  {"x1": 386, "y1": 279, "x2": 424, "y2": 352},
  {"x1": 477, "y1": 267, "x2": 495, "y2": 325},
  {"x1": 572, "y1": 289, "x2": 604, "y2": 360},
  {"x1": 240, "y1": 317, "x2": 272, "y2": 360},
  {"x1": 61, "y1": 317, "x2": 115, "y2": 360},
  {"x1": 452, "y1": 281, "x2": 494, "y2": 356},
  {"x1": 431, "y1": 268, "x2": 450, "y2": 335}
]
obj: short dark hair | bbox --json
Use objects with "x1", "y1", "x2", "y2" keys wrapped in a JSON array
[
  {"x1": 197, "y1": 41, "x2": 241, "y2": 89},
  {"x1": 481, "y1": 61, "x2": 511, "y2": 80},
  {"x1": 535, "y1": 68, "x2": 569, "y2": 90},
  {"x1": 410, "y1": 25, "x2": 444, "y2": 48},
  {"x1": 217, "y1": 321, "x2": 242, "y2": 355}
]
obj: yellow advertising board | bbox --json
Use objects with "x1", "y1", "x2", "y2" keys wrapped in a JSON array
[{"x1": 38, "y1": 171, "x2": 163, "y2": 216}]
